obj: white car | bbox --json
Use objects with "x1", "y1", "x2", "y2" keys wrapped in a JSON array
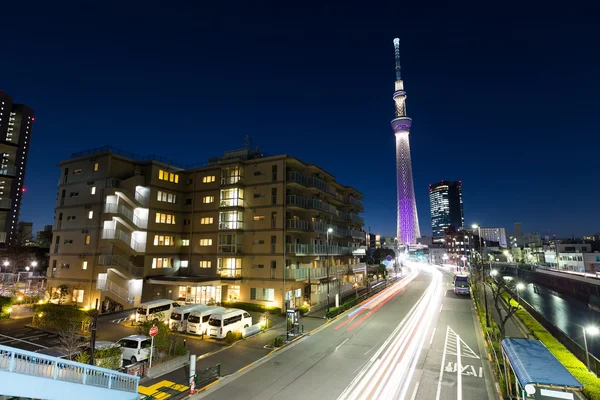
[{"x1": 116, "y1": 335, "x2": 152, "y2": 363}]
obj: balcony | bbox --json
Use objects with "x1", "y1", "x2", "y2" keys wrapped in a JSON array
[
  {"x1": 0, "y1": 198, "x2": 12, "y2": 210},
  {"x1": 218, "y1": 221, "x2": 244, "y2": 230},
  {"x1": 312, "y1": 199, "x2": 337, "y2": 215},
  {"x1": 286, "y1": 243, "x2": 354, "y2": 256},
  {"x1": 347, "y1": 196, "x2": 364, "y2": 209},
  {"x1": 97, "y1": 254, "x2": 144, "y2": 278},
  {"x1": 96, "y1": 274, "x2": 134, "y2": 304},
  {"x1": 347, "y1": 213, "x2": 364, "y2": 224},
  {"x1": 287, "y1": 172, "x2": 337, "y2": 197},
  {"x1": 101, "y1": 228, "x2": 145, "y2": 252},
  {"x1": 285, "y1": 264, "x2": 360, "y2": 281},
  {"x1": 350, "y1": 230, "x2": 365, "y2": 240},
  {"x1": 286, "y1": 195, "x2": 311, "y2": 209},
  {"x1": 104, "y1": 203, "x2": 148, "y2": 229}
]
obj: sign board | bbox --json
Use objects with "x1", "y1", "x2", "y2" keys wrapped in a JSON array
[
  {"x1": 386, "y1": 255, "x2": 393, "y2": 262},
  {"x1": 149, "y1": 325, "x2": 158, "y2": 337}
]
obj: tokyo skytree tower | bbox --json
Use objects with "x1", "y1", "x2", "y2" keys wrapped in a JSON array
[{"x1": 391, "y1": 38, "x2": 420, "y2": 244}]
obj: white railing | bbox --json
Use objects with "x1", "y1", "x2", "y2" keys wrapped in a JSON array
[
  {"x1": 101, "y1": 229, "x2": 145, "y2": 252},
  {"x1": 0, "y1": 344, "x2": 139, "y2": 393},
  {"x1": 105, "y1": 280, "x2": 133, "y2": 304},
  {"x1": 134, "y1": 189, "x2": 149, "y2": 206},
  {"x1": 104, "y1": 203, "x2": 148, "y2": 229},
  {"x1": 98, "y1": 255, "x2": 143, "y2": 278},
  {"x1": 347, "y1": 196, "x2": 364, "y2": 209},
  {"x1": 286, "y1": 243, "x2": 354, "y2": 256}
]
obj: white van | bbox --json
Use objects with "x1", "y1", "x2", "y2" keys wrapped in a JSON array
[
  {"x1": 186, "y1": 306, "x2": 226, "y2": 335},
  {"x1": 136, "y1": 299, "x2": 181, "y2": 324},
  {"x1": 116, "y1": 335, "x2": 151, "y2": 364},
  {"x1": 169, "y1": 304, "x2": 213, "y2": 332},
  {"x1": 207, "y1": 309, "x2": 252, "y2": 339}
]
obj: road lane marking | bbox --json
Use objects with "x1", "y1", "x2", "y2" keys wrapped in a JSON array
[
  {"x1": 445, "y1": 326, "x2": 480, "y2": 359},
  {"x1": 435, "y1": 326, "x2": 450, "y2": 400},
  {"x1": 364, "y1": 346, "x2": 375, "y2": 356},
  {"x1": 335, "y1": 338, "x2": 349, "y2": 351},
  {"x1": 429, "y1": 327, "x2": 436, "y2": 345},
  {"x1": 457, "y1": 334, "x2": 462, "y2": 400},
  {"x1": 0, "y1": 333, "x2": 48, "y2": 348},
  {"x1": 410, "y1": 381, "x2": 420, "y2": 400}
]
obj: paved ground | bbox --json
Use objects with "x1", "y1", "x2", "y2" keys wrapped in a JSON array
[{"x1": 192, "y1": 265, "x2": 497, "y2": 400}]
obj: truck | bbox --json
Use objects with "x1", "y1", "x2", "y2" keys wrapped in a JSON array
[{"x1": 453, "y1": 274, "x2": 471, "y2": 296}]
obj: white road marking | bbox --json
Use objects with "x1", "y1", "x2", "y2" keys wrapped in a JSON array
[
  {"x1": 435, "y1": 326, "x2": 450, "y2": 400},
  {"x1": 335, "y1": 338, "x2": 349, "y2": 351},
  {"x1": 439, "y1": 303, "x2": 443, "y2": 313},
  {"x1": 457, "y1": 334, "x2": 462, "y2": 400},
  {"x1": 0, "y1": 332, "x2": 48, "y2": 348},
  {"x1": 410, "y1": 381, "x2": 420, "y2": 400},
  {"x1": 364, "y1": 346, "x2": 375, "y2": 356},
  {"x1": 429, "y1": 327, "x2": 436, "y2": 345}
]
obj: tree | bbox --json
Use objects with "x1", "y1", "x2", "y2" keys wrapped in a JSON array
[
  {"x1": 487, "y1": 277, "x2": 520, "y2": 339},
  {"x1": 378, "y1": 264, "x2": 388, "y2": 278},
  {"x1": 53, "y1": 284, "x2": 69, "y2": 305},
  {"x1": 372, "y1": 248, "x2": 395, "y2": 264},
  {"x1": 57, "y1": 318, "x2": 86, "y2": 359}
]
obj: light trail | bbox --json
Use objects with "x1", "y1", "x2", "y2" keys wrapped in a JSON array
[{"x1": 338, "y1": 263, "x2": 443, "y2": 400}]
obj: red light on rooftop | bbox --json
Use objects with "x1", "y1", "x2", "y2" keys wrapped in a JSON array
[
  {"x1": 31, "y1": 117, "x2": 35, "y2": 121},
  {"x1": 21, "y1": 188, "x2": 25, "y2": 193}
]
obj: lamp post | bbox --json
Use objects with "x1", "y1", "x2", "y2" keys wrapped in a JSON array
[
  {"x1": 516, "y1": 282, "x2": 525, "y2": 306},
  {"x1": 472, "y1": 223, "x2": 490, "y2": 327},
  {"x1": 583, "y1": 326, "x2": 599, "y2": 370},
  {"x1": 353, "y1": 282, "x2": 359, "y2": 299},
  {"x1": 326, "y1": 227, "x2": 333, "y2": 314}
]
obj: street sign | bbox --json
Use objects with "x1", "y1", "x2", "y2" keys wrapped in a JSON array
[
  {"x1": 386, "y1": 255, "x2": 392, "y2": 262},
  {"x1": 149, "y1": 325, "x2": 158, "y2": 337}
]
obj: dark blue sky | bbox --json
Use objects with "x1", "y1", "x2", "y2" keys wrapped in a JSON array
[{"x1": 2, "y1": 1, "x2": 599, "y2": 238}]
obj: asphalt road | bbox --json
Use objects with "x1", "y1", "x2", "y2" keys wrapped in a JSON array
[{"x1": 195, "y1": 265, "x2": 496, "y2": 400}]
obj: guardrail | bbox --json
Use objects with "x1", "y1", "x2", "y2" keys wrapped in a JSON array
[{"x1": 0, "y1": 344, "x2": 139, "y2": 394}]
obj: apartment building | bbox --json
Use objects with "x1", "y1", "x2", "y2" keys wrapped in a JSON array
[
  {"x1": 0, "y1": 91, "x2": 34, "y2": 246},
  {"x1": 47, "y1": 146, "x2": 366, "y2": 313}
]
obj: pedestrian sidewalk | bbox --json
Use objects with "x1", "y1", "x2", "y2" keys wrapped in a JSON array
[{"x1": 484, "y1": 286, "x2": 526, "y2": 338}]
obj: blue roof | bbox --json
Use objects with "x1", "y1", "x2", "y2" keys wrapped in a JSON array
[{"x1": 501, "y1": 338, "x2": 583, "y2": 389}]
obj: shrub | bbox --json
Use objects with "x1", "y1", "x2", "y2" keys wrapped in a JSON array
[
  {"x1": 94, "y1": 345, "x2": 123, "y2": 370},
  {"x1": 138, "y1": 321, "x2": 187, "y2": 360},
  {"x1": 75, "y1": 351, "x2": 90, "y2": 364},
  {"x1": 221, "y1": 301, "x2": 281, "y2": 315},
  {"x1": 299, "y1": 306, "x2": 309, "y2": 316},
  {"x1": 0, "y1": 296, "x2": 12, "y2": 319},
  {"x1": 224, "y1": 331, "x2": 243, "y2": 344},
  {"x1": 270, "y1": 336, "x2": 284, "y2": 348},
  {"x1": 32, "y1": 303, "x2": 92, "y2": 335}
]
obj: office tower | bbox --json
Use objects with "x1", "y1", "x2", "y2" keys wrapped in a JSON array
[
  {"x1": 47, "y1": 146, "x2": 366, "y2": 312},
  {"x1": 429, "y1": 181, "x2": 464, "y2": 242},
  {"x1": 0, "y1": 91, "x2": 34, "y2": 246},
  {"x1": 391, "y1": 39, "x2": 420, "y2": 244},
  {"x1": 478, "y1": 228, "x2": 508, "y2": 248}
]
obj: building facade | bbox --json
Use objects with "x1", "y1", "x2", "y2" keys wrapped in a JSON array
[
  {"x1": 478, "y1": 227, "x2": 507, "y2": 248},
  {"x1": 429, "y1": 181, "x2": 464, "y2": 242},
  {"x1": 0, "y1": 91, "x2": 34, "y2": 246},
  {"x1": 47, "y1": 147, "x2": 366, "y2": 313}
]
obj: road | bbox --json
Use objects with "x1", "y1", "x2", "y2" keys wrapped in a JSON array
[{"x1": 196, "y1": 264, "x2": 496, "y2": 400}]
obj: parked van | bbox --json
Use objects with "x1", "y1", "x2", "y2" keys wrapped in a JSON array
[
  {"x1": 454, "y1": 275, "x2": 471, "y2": 296},
  {"x1": 186, "y1": 306, "x2": 226, "y2": 335},
  {"x1": 169, "y1": 304, "x2": 213, "y2": 332},
  {"x1": 136, "y1": 299, "x2": 181, "y2": 324},
  {"x1": 207, "y1": 309, "x2": 252, "y2": 339},
  {"x1": 116, "y1": 335, "x2": 152, "y2": 364}
]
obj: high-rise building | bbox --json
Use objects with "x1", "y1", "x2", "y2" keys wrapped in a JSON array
[
  {"x1": 17, "y1": 221, "x2": 33, "y2": 245},
  {"x1": 0, "y1": 91, "x2": 34, "y2": 246},
  {"x1": 36, "y1": 225, "x2": 53, "y2": 248},
  {"x1": 429, "y1": 181, "x2": 464, "y2": 242},
  {"x1": 478, "y1": 227, "x2": 508, "y2": 248},
  {"x1": 47, "y1": 146, "x2": 366, "y2": 313},
  {"x1": 391, "y1": 39, "x2": 420, "y2": 245}
]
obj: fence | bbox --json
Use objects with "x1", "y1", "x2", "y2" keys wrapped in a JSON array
[
  {"x1": 504, "y1": 285, "x2": 600, "y2": 376},
  {"x1": 142, "y1": 364, "x2": 220, "y2": 399}
]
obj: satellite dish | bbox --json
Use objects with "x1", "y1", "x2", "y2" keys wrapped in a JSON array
[{"x1": 524, "y1": 384, "x2": 536, "y2": 395}]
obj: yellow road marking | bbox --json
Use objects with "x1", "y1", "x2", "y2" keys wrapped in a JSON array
[{"x1": 138, "y1": 379, "x2": 189, "y2": 397}]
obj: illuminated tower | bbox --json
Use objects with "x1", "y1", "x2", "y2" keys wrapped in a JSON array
[{"x1": 392, "y1": 38, "x2": 420, "y2": 244}]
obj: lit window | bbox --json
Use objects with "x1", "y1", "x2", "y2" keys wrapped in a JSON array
[
  {"x1": 253, "y1": 216, "x2": 265, "y2": 221},
  {"x1": 82, "y1": 261, "x2": 88, "y2": 270},
  {"x1": 182, "y1": 239, "x2": 190, "y2": 246},
  {"x1": 199, "y1": 239, "x2": 212, "y2": 246},
  {"x1": 93, "y1": 162, "x2": 99, "y2": 171},
  {"x1": 153, "y1": 235, "x2": 175, "y2": 246},
  {"x1": 181, "y1": 260, "x2": 189, "y2": 268},
  {"x1": 201, "y1": 217, "x2": 214, "y2": 224},
  {"x1": 85, "y1": 235, "x2": 91, "y2": 245},
  {"x1": 199, "y1": 261, "x2": 211, "y2": 268},
  {"x1": 158, "y1": 169, "x2": 179, "y2": 183},
  {"x1": 90, "y1": 186, "x2": 96, "y2": 195},
  {"x1": 202, "y1": 196, "x2": 214, "y2": 204},
  {"x1": 88, "y1": 211, "x2": 93, "y2": 219},
  {"x1": 155, "y1": 212, "x2": 176, "y2": 224},
  {"x1": 72, "y1": 289, "x2": 84, "y2": 303},
  {"x1": 152, "y1": 257, "x2": 174, "y2": 269},
  {"x1": 203, "y1": 176, "x2": 216, "y2": 183}
]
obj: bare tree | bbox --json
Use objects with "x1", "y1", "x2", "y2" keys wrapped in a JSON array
[
  {"x1": 487, "y1": 277, "x2": 520, "y2": 339},
  {"x1": 3, "y1": 225, "x2": 33, "y2": 296},
  {"x1": 57, "y1": 318, "x2": 85, "y2": 359}
]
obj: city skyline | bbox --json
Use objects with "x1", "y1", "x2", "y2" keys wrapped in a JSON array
[{"x1": 1, "y1": 3, "x2": 599, "y2": 237}]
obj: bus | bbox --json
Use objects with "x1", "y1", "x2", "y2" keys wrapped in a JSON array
[
  {"x1": 207, "y1": 309, "x2": 252, "y2": 339},
  {"x1": 186, "y1": 306, "x2": 226, "y2": 335},
  {"x1": 135, "y1": 299, "x2": 181, "y2": 324},
  {"x1": 169, "y1": 304, "x2": 212, "y2": 332}
]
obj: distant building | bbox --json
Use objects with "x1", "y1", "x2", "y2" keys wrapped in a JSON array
[
  {"x1": 514, "y1": 222, "x2": 522, "y2": 236},
  {"x1": 478, "y1": 227, "x2": 507, "y2": 248},
  {"x1": 0, "y1": 91, "x2": 35, "y2": 247},
  {"x1": 429, "y1": 181, "x2": 464, "y2": 243},
  {"x1": 444, "y1": 226, "x2": 474, "y2": 264},
  {"x1": 417, "y1": 236, "x2": 433, "y2": 246},
  {"x1": 35, "y1": 225, "x2": 53, "y2": 248},
  {"x1": 17, "y1": 221, "x2": 33, "y2": 245}
]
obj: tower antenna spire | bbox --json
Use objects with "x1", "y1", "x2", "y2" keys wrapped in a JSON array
[{"x1": 393, "y1": 38, "x2": 401, "y2": 80}]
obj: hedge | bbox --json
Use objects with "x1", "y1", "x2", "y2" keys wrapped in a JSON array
[
  {"x1": 0, "y1": 296, "x2": 12, "y2": 319},
  {"x1": 221, "y1": 301, "x2": 281, "y2": 315},
  {"x1": 501, "y1": 293, "x2": 600, "y2": 399},
  {"x1": 32, "y1": 303, "x2": 93, "y2": 335}
]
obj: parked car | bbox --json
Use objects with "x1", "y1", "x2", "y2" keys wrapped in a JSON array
[{"x1": 116, "y1": 335, "x2": 152, "y2": 363}]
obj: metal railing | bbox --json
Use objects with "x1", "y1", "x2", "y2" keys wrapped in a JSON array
[
  {"x1": 286, "y1": 195, "x2": 311, "y2": 208},
  {"x1": 218, "y1": 221, "x2": 244, "y2": 230},
  {"x1": 347, "y1": 213, "x2": 364, "y2": 224},
  {"x1": 350, "y1": 230, "x2": 365, "y2": 240},
  {"x1": 347, "y1": 196, "x2": 364, "y2": 209},
  {"x1": 134, "y1": 190, "x2": 149, "y2": 206},
  {"x1": 101, "y1": 229, "x2": 145, "y2": 252},
  {"x1": 286, "y1": 243, "x2": 354, "y2": 255},
  {"x1": 104, "y1": 203, "x2": 148, "y2": 229},
  {"x1": 312, "y1": 199, "x2": 337, "y2": 215},
  {"x1": 287, "y1": 172, "x2": 337, "y2": 196},
  {"x1": 285, "y1": 264, "x2": 352, "y2": 280},
  {"x1": 98, "y1": 254, "x2": 144, "y2": 278},
  {"x1": 0, "y1": 344, "x2": 139, "y2": 393},
  {"x1": 105, "y1": 280, "x2": 133, "y2": 304}
]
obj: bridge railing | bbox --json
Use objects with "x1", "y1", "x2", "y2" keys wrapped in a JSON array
[{"x1": 0, "y1": 344, "x2": 139, "y2": 394}]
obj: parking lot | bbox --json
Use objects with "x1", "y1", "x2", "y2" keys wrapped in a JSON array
[{"x1": 0, "y1": 320, "x2": 60, "y2": 352}]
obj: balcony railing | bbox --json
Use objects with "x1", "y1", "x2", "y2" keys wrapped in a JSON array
[
  {"x1": 350, "y1": 230, "x2": 365, "y2": 240},
  {"x1": 134, "y1": 189, "x2": 149, "y2": 206},
  {"x1": 101, "y1": 229, "x2": 145, "y2": 252},
  {"x1": 313, "y1": 199, "x2": 337, "y2": 215},
  {"x1": 285, "y1": 264, "x2": 361, "y2": 280},
  {"x1": 218, "y1": 221, "x2": 244, "y2": 230},
  {"x1": 0, "y1": 198, "x2": 12, "y2": 209},
  {"x1": 286, "y1": 195, "x2": 311, "y2": 208},
  {"x1": 98, "y1": 254, "x2": 144, "y2": 278},
  {"x1": 348, "y1": 213, "x2": 365, "y2": 224},
  {"x1": 287, "y1": 172, "x2": 337, "y2": 197},
  {"x1": 219, "y1": 199, "x2": 244, "y2": 207},
  {"x1": 104, "y1": 203, "x2": 148, "y2": 229},
  {"x1": 286, "y1": 243, "x2": 354, "y2": 256},
  {"x1": 347, "y1": 196, "x2": 364, "y2": 209},
  {"x1": 217, "y1": 268, "x2": 242, "y2": 278}
]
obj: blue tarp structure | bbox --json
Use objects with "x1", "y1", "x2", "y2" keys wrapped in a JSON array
[{"x1": 501, "y1": 338, "x2": 583, "y2": 389}]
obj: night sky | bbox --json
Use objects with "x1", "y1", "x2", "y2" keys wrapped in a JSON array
[{"x1": 1, "y1": 2, "x2": 599, "y2": 238}]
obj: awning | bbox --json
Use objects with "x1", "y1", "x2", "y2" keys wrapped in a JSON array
[{"x1": 501, "y1": 338, "x2": 583, "y2": 389}]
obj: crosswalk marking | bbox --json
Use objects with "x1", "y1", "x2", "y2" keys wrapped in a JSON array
[
  {"x1": 445, "y1": 326, "x2": 479, "y2": 359},
  {"x1": 109, "y1": 317, "x2": 129, "y2": 324}
]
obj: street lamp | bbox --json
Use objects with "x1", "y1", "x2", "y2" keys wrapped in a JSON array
[
  {"x1": 583, "y1": 326, "x2": 600, "y2": 370},
  {"x1": 353, "y1": 282, "x2": 359, "y2": 299},
  {"x1": 461, "y1": 256, "x2": 467, "y2": 271},
  {"x1": 490, "y1": 269, "x2": 498, "y2": 277},
  {"x1": 516, "y1": 282, "x2": 525, "y2": 305},
  {"x1": 326, "y1": 227, "x2": 333, "y2": 314},
  {"x1": 472, "y1": 223, "x2": 489, "y2": 327}
]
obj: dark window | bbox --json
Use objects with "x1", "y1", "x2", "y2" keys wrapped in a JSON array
[
  {"x1": 271, "y1": 188, "x2": 277, "y2": 205},
  {"x1": 272, "y1": 165, "x2": 277, "y2": 181},
  {"x1": 271, "y1": 260, "x2": 276, "y2": 269},
  {"x1": 185, "y1": 198, "x2": 192, "y2": 205},
  {"x1": 254, "y1": 171, "x2": 262, "y2": 176},
  {"x1": 253, "y1": 193, "x2": 264, "y2": 198}
]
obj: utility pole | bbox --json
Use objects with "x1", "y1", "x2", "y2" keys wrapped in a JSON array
[{"x1": 89, "y1": 298, "x2": 99, "y2": 365}]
